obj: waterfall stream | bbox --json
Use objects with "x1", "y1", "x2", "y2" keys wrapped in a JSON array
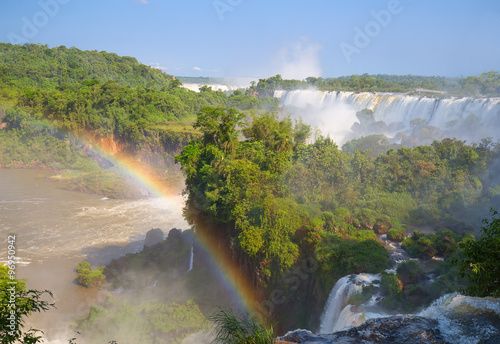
[
  {"x1": 187, "y1": 245, "x2": 194, "y2": 272},
  {"x1": 318, "y1": 232, "x2": 500, "y2": 342},
  {"x1": 275, "y1": 90, "x2": 500, "y2": 145}
]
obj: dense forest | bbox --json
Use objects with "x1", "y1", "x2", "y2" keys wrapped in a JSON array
[
  {"x1": 0, "y1": 43, "x2": 278, "y2": 196},
  {"x1": 249, "y1": 72, "x2": 500, "y2": 96},
  {"x1": 176, "y1": 106, "x2": 500, "y2": 328}
]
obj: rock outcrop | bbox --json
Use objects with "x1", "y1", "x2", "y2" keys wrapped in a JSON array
[{"x1": 277, "y1": 316, "x2": 447, "y2": 344}]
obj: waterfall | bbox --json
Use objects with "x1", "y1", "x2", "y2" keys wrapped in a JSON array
[
  {"x1": 282, "y1": 294, "x2": 500, "y2": 343},
  {"x1": 319, "y1": 274, "x2": 381, "y2": 333},
  {"x1": 187, "y1": 245, "x2": 194, "y2": 272},
  {"x1": 319, "y1": 234, "x2": 412, "y2": 334},
  {"x1": 319, "y1": 276, "x2": 353, "y2": 333},
  {"x1": 275, "y1": 90, "x2": 500, "y2": 145}
]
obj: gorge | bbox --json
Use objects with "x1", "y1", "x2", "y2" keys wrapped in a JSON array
[{"x1": 1, "y1": 44, "x2": 499, "y2": 343}]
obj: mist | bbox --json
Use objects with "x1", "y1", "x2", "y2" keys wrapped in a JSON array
[
  {"x1": 277, "y1": 39, "x2": 322, "y2": 80},
  {"x1": 275, "y1": 89, "x2": 500, "y2": 147}
]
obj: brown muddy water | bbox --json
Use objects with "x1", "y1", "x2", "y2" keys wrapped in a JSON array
[{"x1": 0, "y1": 169, "x2": 188, "y2": 342}]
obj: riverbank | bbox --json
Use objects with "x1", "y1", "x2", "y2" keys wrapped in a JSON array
[{"x1": 0, "y1": 169, "x2": 188, "y2": 342}]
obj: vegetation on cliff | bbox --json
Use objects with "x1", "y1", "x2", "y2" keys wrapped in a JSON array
[
  {"x1": 454, "y1": 210, "x2": 500, "y2": 297},
  {"x1": 176, "y1": 105, "x2": 500, "y2": 327},
  {"x1": 78, "y1": 297, "x2": 207, "y2": 344},
  {"x1": 0, "y1": 44, "x2": 278, "y2": 197}
]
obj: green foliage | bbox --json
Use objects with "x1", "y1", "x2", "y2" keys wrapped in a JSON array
[
  {"x1": 380, "y1": 273, "x2": 403, "y2": 297},
  {"x1": 396, "y1": 260, "x2": 423, "y2": 285},
  {"x1": 387, "y1": 228, "x2": 407, "y2": 242},
  {"x1": 343, "y1": 134, "x2": 397, "y2": 158},
  {"x1": 78, "y1": 299, "x2": 206, "y2": 344},
  {"x1": 208, "y1": 307, "x2": 274, "y2": 344},
  {"x1": 248, "y1": 72, "x2": 500, "y2": 96},
  {"x1": 453, "y1": 210, "x2": 500, "y2": 297},
  {"x1": 177, "y1": 105, "x2": 500, "y2": 312},
  {"x1": 380, "y1": 273, "x2": 405, "y2": 310},
  {"x1": 316, "y1": 235, "x2": 391, "y2": 289},
  {"x1": 429, "y1": 253, "x2": 468, "y2": 300},
  {"x1": 0, "y1": 264, "x2": 55, "y2": 344},
  {"x1": 0, "y1": 43, "x2": 176, "y2": 89},
  {"x1": 402, "y1": 229, "x2": 465, "y2": 260},
  {"x1": 75, "y1": 261, "x2": 106, "y2": 288},
  {"x1": 194, "y1": 107, "x2": 244, "y2": 153}
]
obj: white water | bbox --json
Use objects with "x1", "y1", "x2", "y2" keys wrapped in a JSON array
[
  {"x1": 419, "y1": 293, "x2": 500, "y2": 344},
  {"x1": 187, "y1": 245, "x2": 194, "y2": 272},
  {"x1": 321, "y1": 277, "x2": 500, "y2": 342},
  {"x1": 319, "y1": 274, "x2": 382, "y2": 333},
  {"x1": 275, "y1": 90, "x2": 500, "y2": 145}
]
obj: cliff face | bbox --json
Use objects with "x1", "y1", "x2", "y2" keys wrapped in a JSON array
[
  {"x1": 134, "y1": 128, "x2": 200, "y2": 169},
  {"x1": 84, "y1": 128, "x2": 200, "y2": 169},
  {"x1": 188, "y1": 214, "x2": 327, "y2": 334}
]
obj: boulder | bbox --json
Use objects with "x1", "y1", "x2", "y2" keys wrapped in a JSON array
[
  {"x1": 143, "y1": 228, "x2": 164, "y2": 249},
  {"x1": 277, "y1": 316, "x2": 447, "y2": 343}
]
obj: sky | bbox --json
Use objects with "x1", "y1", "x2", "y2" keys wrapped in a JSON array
[{"x1": 1, "y1": 0, "x2": 500, "y2": 79}]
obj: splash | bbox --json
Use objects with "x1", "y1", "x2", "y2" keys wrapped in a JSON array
[
  {"x1": 277, "y1": 38, "x2": 322, "y2": 80},
  {"x1": 275, "y1": 89, "x2": 500, "y2": 145},
  {"x1": 419, "y1": 293, "x2": 500, "y2": 344}
]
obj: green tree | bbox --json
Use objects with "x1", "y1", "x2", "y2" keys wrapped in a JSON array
[
  {"x1": 193, "y1": 107, "x2": 244, "y2": 154},
  {"x1": 454, "y1": 210, "x2": 500, "y2": 297},
  {"x1": 75, "y1": 261, "x2": 106, "y2": 288},
  {"x1": 0, "y1": 264, "x2": 54, "y2": 344}
]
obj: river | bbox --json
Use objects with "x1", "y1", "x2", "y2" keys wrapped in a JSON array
[{"x1": 0, "y1": 169, "x2": 188, "y2": 341}]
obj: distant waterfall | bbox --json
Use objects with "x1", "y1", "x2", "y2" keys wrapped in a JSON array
[
  {"x1": 187, "y1": 245, "x2": 194, "y2": 272},
  {"x1": 275, "y1": 90, "x2": 500, "y2": 145}
]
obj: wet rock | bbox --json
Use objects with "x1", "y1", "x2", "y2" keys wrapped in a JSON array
[
  {"x1": 143, "y1": 228, "x2": 164, "y2": 249},
  {"x1": 374, "y1": 219, "x2": 391, "y2": 234},
  {"x1": 277, "y1": 316, "x2": 448, "y2": 343}
]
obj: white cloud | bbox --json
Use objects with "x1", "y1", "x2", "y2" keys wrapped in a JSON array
[
  {"x1": 277, "y1": 38, "x2": 322, "y2": 80},
  {"x1": 193, "y1": 67, "x2": 202, "y2": 71},
  {"x1": 149, "y1": 63, "x2": 168, "y2": 71}
]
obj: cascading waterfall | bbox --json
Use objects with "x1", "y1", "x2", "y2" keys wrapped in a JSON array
[
  {"x1": 282, "y1": 294, "x2": 500, "y2": 343},
  {"x1": 318, "y1": 229, "x2": 500, "y2": 342},
  {"x1": 319, "y1": 233, "x2": 412, "y2": 333},
  {"x1": 319, "y1": 276, "x2": 353, "y2": 333},
  {"x1": 318, "y1": 278, "x2": 500, "y2": 342},
  {"x1": 275, "y1": 90, "x2": 500, "y2": 145},
  {"x1": 319, "y1": 274, "x2": 382, "y2": 333},
  {"x1": 187, "y1": 245, "x2": 194, "y2": 272}
]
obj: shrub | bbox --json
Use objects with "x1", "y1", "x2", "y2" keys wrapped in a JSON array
[
  {"x1": 380, "y1": 273, "x2": 402, "y2": 297},
  {"x1": 387, "y1": 228, "x2": 406, "y2": 241},
  {"x1": 402, "y1": 231, "x2": 437, "y2": 259},
  {"x1": 76, "y1": 261, "x2": 106, "y2": 288},
  {"x1": 397, "y1": 260, "x2": 423, "y2": 285},
  {"x1": 208, "y1": 307, "x2": 274, "y2": 344}
]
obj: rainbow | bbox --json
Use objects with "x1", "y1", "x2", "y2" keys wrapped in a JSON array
[{"x1": 78, "y1": 134, "x2": 261, "y2": 316}]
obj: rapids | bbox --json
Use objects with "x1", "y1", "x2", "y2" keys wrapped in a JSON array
[{"x1": 0, "y1": 169, "x2": 187, "y2": 341}]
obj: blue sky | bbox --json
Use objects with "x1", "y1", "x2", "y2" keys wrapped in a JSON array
[{"x1": 1, "y1": 0, "x2": 499, "y2": 79}]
